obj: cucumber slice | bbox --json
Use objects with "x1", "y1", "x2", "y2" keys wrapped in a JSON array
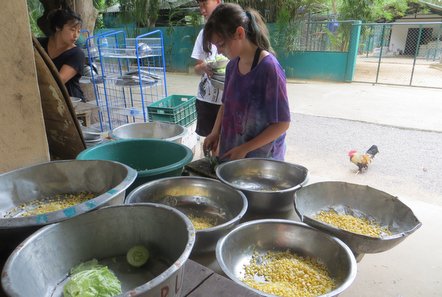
[{"x1": 126, "y1": 245, "x2": 150, "y2": 267}]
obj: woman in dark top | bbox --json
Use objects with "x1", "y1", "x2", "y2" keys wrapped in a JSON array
[{"x1": 38, "y1": 9, "x2": 85, "y2": 100}]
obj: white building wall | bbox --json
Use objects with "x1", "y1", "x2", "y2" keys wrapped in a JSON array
[{"x1": 390, "y1": 15, "x2": 442, "y2": 53}]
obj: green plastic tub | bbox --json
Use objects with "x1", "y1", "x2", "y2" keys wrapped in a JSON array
[{"x1": 77, "y1": 139, "x2": 193, "y2": 193}]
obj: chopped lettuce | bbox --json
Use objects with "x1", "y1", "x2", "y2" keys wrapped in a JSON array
[
  {"x1": 215, "y1": 54, "x2": 228, "y2": 62},
  {"x1": 213, "y1": 67, "x2": 226, "y2": 75},
  {"x1": 63, "y1": 259, "x2": 122, "y2": 297}
]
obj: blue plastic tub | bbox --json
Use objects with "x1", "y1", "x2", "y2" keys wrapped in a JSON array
[{"x1": 77, "y1": 139, "x2": 193, "y2": 193}]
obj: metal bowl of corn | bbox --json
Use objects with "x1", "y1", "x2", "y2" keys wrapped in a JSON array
[
  {"x1": 294, "y1": 181, "x2": 422, "y2": 261},
  {"x1": 216, "y1": 158, "x2": 308, "y2": 214},
  {"x1": 0, "y1": 160, "x2": 137, "y2": 256},
  {"x1": 216, "y1": 219, "x2": 357, "y2": 297},
  {"x1": 125, "y1": 176, "x2": 248, "y2": 254}
]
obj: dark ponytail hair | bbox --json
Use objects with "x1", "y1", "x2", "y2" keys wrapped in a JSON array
[
  {"x1": 203, "y1": 3, "x2": 274, "y2": 55},
  {"x1": 47, "y1": 8, "x2": 82, "y2": 36}
]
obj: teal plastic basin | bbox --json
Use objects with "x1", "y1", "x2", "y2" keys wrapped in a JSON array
[{"x1": 77, "y1": 139, "x2": 193, "y2": 192}]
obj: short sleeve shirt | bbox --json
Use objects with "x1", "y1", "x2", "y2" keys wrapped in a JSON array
[
  {"x1": 219, "y1": 54, "x2": 291, "y2": 160},
  {"x1": 38, "y1": 37, "x2": 85, "y2": 99},
  {"x1": 191, "y1": 29, "x2": 223, "y2": 105}
]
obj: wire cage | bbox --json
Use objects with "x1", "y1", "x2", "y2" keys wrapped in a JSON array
[
  {"x1": 80, "y1": 29, "x2": 117, "y2": 131},
  {"x1": 90, "y1": 30, "x2": 168, "y2": 131}
]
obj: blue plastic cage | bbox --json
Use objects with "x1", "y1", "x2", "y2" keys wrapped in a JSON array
[{"x1": 85, "y1": 30, "x2": 168, "y2": 131}]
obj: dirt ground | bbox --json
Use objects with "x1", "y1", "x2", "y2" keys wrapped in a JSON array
[{"x1": 354, "y1": 56, "x2": 442, "y2": 88}]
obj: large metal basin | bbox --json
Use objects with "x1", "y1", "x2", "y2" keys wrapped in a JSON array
[
  {"x1": 216, "y1": 219, "x2": 357, "y2": 297},
  {"x1": 0, "y1": 160, "x2": 137, "y2": 256},
  {"x1": 295, "y1": 181, "x2": 422, "y2": 261},
  {"x1": 126, "y1": 176, "x2": 248, "y2": 254},
  {"x1": 110, "y1": 122, "x2": 188, "y2": 144},
  {"x1": 216, "y1": 158, "x2": 308, "y2": 214},
  {"x1": 2, "y1": 203, "x2": 195, "y2": 297}
]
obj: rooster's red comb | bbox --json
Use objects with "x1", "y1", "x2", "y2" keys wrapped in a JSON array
[{"x1": 348, "y1": 150, "x2": 357, "y2": 157}]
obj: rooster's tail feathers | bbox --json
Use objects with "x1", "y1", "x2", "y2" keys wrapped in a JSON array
[{"x1": 366, "y1": 145, "x2": 379, "y2": 158}]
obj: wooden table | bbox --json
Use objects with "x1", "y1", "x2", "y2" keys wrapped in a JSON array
[
  {"x1": 73, "y1": 102, "x2": 99, "y2": 127},
  {"x1": 0, "y1": 258, "x2": 259, "y2": 297},
  {"x1": 0, "y1": 258, "x2": 260, "y2": 297},
  {"x1": 182, "y1": 260, "x2": 261, "y2": 297}
]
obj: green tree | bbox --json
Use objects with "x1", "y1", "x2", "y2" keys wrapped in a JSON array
[
  {"x1": 336, "y1": 0, "x2": 431, "y2": 22},
  {"x1": 119, "y1": 0, "x2": 160, "y2": 29},
  {"x1": 93, "y1": 0, "x2": 119, "y2": 29},
  {"x1": 35, "y1": 0, "x2": 98, "y2": 37},
  {"x1": 27, "y1": 0, "x2": 44, "y2": 36},
  {"x1": 273, "y1": 0, "x2": 329, "y2": 52}
]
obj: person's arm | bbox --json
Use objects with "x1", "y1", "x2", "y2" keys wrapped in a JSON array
[
  {"x1": 192, "y1": 29, "x2": 213, "y2": 77},
  {"x1": 203, "y1": 104, "x2": 224, "y2": 153},
  {"x1": 222, "y1": 121, "x2": 290, "y2": 160},
  {"x1": 194, "y1": 59, "x2": 213, "y2": 77},
  {"x1": 58, "y1": 64, "x2": 79, "y2": 84},
  {"x1": 59, "y1": 46, "x2": 85, "y2": 85}
]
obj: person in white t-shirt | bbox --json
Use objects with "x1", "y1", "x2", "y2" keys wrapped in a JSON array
[{"x1": 191, "y1": 0, "x2": 222, "y2": 137}]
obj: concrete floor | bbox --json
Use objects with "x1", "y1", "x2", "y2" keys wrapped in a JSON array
[{"x1": 167, "y1": 72, "x2": 442, "y2": 297}]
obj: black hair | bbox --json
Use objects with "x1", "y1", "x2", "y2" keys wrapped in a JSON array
[
  {"x1": 203, "y1": 3, "x2": 274, "y2": 55},
  {"x1": 47, "y1": 9, "x2": 82, "y2": 36}
]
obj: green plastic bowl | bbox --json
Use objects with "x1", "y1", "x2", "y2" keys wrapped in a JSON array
[{"x1": 77, "y1": 139, "x2": 193, "y2": 192}]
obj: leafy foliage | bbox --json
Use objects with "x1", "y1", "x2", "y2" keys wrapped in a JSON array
[
  {"x1": 94, "y1": 0, "x2": 119, "y2": 9},
  {"x1": 119, "y1": 0, "x2": 160, "y2": 28},
  {"x1": 224, "y1": 0, "x2": 328, "y2": 22},
  {"x1": 336, "y1": 0, "x2": 432, "y2": 22},
  {"x1": 273, "y1": 0, "x2": 329, "y2": 52},
  {"x1": 93, "y1": 0, "x2": 119, "y2": 29},
  {"x1": 27, "y1": 0, "x2": 44, "y2": 36}
]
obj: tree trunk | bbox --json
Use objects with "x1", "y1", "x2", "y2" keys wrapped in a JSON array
[
  {"x1": 67, "y1": 0, "x2": 98, "y2": 35},
  {"x1": 37, "y1": 0, "x2": 97, "y2": 36}
]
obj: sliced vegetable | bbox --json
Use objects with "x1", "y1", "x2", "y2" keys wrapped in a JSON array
[
  {"x1": 63, "y1": 259, "x2": 122, "y2": 297},
  {"x1": 213, "y1": 67, "x2": 226, "y2": 74},
  {"x1": 127, "y1": 245, "x2": 150, "y2": 267},
  {"x1": 215, "y1": 54, "x2": 228, "y2": 62}
]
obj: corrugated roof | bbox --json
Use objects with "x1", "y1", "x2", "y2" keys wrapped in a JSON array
[{"x1": 420, "y1": 1, "x2": 442, "y2": 13}]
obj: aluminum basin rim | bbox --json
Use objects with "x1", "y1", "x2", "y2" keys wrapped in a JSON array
[
  {"x1": 294, "y1": 181, "x2": 423, "y2": 243},
  {"x1": 0, "y1": 160, "x2": 137, "y2": 228},
  {"x1": 1, "y1": 203, "x2": 196, "y2": 295},
  {"x1": 216, "y1": 158, "x2": 309, "y2": 193},
  {"x1": 110, "y1": 122, "x2": 187, "y2": 142},
  {"x1": 126, "y1": 176, "x2": 249, "y2": 234},
  {"x1": 215, "y1": 219, "x2": 357, "y2": 297}
]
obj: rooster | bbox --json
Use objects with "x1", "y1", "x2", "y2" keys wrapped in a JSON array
[{"x1": 348, "y1": 145, "x2": 379, "y2": 173}]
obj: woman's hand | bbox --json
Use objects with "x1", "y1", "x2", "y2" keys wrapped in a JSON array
[
  {"x1": 221, "y1": 145, "x2": 249, "y2": 161},
  {"x1": 203, "y1": 132, "x2": 220, "y2": 155},
  {"x1": 203, "y1": 105, "x2": 224, "y2": 156},
  {"x1": 221, "y1": 122, "x2": 290, "y2": 161},
  {"x1": 194, "y1": 60, "x2": 213, "y2": 77}
]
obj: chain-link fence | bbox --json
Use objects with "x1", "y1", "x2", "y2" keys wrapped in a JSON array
[
  {"x1": 354, "y1": 22, "x2": 442, "y2": 88},
  {"x1": 271, "y1": 20, "x2": 354, "y2": 53}
]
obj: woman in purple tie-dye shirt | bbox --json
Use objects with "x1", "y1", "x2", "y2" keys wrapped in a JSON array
[{"x1": 202, "y1": 3, "x2": 291, "y2": 161}]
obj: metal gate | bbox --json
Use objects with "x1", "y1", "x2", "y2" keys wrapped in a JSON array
[{"x1": 354, "y1": 21, "x2": 442, "y2": 88}]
